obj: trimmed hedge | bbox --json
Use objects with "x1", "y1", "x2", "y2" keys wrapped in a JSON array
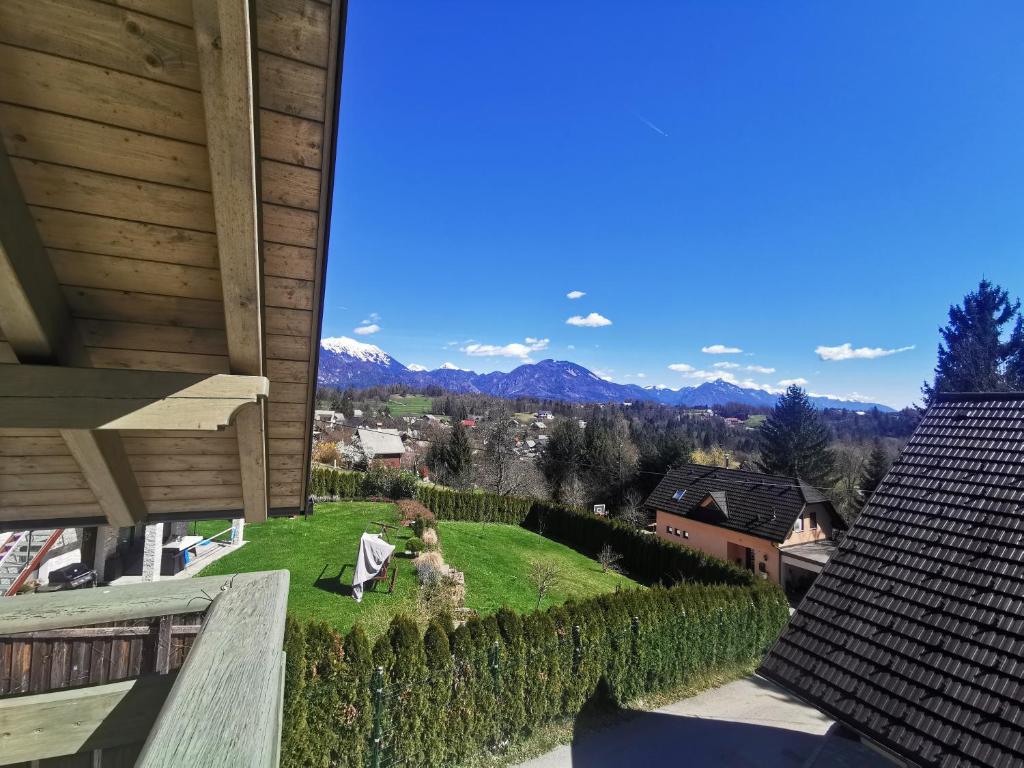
[
  {"x1": 415, "y1": 484, "x2": 532, "y2": 524},
  {"x1": 416, "y1": 485, "x2": 754, "y2": 588},
  {"x1": 310, "y1": 464, "x2": 418, "y2": 501},
  {"x1": 283, "y1": 581, "x2": 789, "y2": 767}
]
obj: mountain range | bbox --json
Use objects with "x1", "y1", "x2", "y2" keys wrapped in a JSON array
[{"x1": 317, "y1": 337, "x2": 895, "y2": 412}]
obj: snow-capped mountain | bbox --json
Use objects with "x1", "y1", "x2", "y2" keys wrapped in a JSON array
[
  {"x1": 316, "y1": 339, "x2": 894, "y2": 412},
  {"x1": 317, "y1": 337, "x2": 409, "y2": 387}
]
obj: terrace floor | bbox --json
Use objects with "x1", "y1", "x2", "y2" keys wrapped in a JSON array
[{"x1": 517, "y1": 676, "x2": 893, "y2": 768}]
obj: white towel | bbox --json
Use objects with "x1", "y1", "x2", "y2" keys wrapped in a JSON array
[{"x1": 352, "y1": 532, "x2": 395, "y2": 602}]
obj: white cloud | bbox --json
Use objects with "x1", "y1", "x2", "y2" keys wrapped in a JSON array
[
  {"x1": 566, "y1": 290, "x2": 586, "y2": 300},
  {"x1": 567, "y1": 344, "x2": 575, "y2": 350},
  {"x1": 635, "y1": 372, "x2": 646, "y2": 378},
  {"x1": 461, "y1": 337, "x2": 550, "y2": 361},
  {"x1": 353, "y1": 323, "x2": 380, "y2": 335},
  {"x1": 815, "y1": 342, "x2": 915, "y2": 361},
  {"x1": 407, "y1": 363, "x2": 428, "y2": 372},
  {"x1": 713, "y1": 362, "x2": 740, "y2": 369},
  {"x1": 670, "y1": 364, "x2": 786, "y2": 394},
  {"x1": 746, "y1": 365, "x2": 776, "y2": 374},
  {"x1": 566, "y1": 312, "x2": 612, "y2": 328},
  {"x1": 702, "y1": 344, "x2": 743, "y2": 354},
  {"x1": 361, "y1": 312, "x2": 381, "y2": 324},
  {"x1": 778, "y1": 378, "x2": 808, "y2": 387}
]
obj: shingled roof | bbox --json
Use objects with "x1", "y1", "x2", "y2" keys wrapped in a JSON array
[
  {"x1": 759, "y1": 392, "x2": 1024, "y2": 768},
  {"x1": 645, "y1": 464, "x2": 836, "y2": 543}
]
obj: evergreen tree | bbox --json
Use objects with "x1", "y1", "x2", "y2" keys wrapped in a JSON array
[
  {"x1": 757, "y1": 385, "x2": 836, "y2": 486},
  {"x1": 924, "y1": 279, "x2": 1024, "y2": 402},
  {"x1": 860, "y1": 439, "x2": 891, "y2": 501},
  {"x1": 339, "y1": 388, "x2": 355, "y2": 420},
  {"x1": 539, "y1": 419, "x2": 586, "y2": 501},
  {"x1": 447, "y1": 420, "x2": 472, "y2": 479}
]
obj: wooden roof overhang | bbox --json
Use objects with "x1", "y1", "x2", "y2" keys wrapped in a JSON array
[{"x1": 0, "y1": 0, "x2": 346, "y2": 530}]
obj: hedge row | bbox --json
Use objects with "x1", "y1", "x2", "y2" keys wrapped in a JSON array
[
  {"x1": 415, "y1": 484, "x2": 533, "y2": 524},
  {"x1": 310, "y1": 465, "x2": 418, "y2": 501},
  {"x1": 309, "y1": 465, "x2": 366, "y2": 499},
  {"x1": 282, "y1": 581, "x2": 789, "y2": 768},
  {"x1": 415, "y1": 485, "x2": 753, "y2": 588}
]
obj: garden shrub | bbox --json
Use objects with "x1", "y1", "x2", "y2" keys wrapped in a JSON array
[
  {"x1": 405, "y1": 536, "x2": 424, "y2": 554},
  {"x1": 282, "y1": 580, "x2": 789, "y2": 767},
  {"x1": 395, "y1": 498, "x2": 433, "y2": 524},
  {"x1": 420, "y1": 528, "x2": 439, "y2": 551}
]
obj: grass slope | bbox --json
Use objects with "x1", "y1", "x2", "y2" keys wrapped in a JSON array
[
  {"x1": 438, "y1": 521, "x2": 636, "y2": 614},
  {"x1": 197, "y1": 502, "x2": 638, "y2": 637}
]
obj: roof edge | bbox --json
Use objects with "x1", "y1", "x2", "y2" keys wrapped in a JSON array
[{"x1": 932, "y1": 391, "x2": 1024, "y2": 403}]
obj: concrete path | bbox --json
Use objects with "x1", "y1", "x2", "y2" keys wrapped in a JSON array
[{"x1": 516, "y1": 676, "x2": 891, "y2": 768}]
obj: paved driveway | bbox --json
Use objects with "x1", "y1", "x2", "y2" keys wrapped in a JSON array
[{"x1": 516, "y1": 676, "x2": 892, "y2": 768}]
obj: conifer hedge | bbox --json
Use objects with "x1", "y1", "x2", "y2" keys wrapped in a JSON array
[{"x1": 282, "y1": 582, "x2": 788, "y2": 767}]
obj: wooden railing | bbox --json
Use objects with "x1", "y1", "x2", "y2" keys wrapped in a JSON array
[{"x1": 0, "y1": 570, "x2": 289, "y2": 767}]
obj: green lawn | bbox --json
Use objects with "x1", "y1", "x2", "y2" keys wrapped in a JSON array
[
  {"x1": 197, "y1": 502, "x2": 638, "y2": 637},
  {"x1": 744, "y1": 414, "x2": 767, "y2": 428},
  {"x1": 438, "y1": 521, "x2": 636, "y2": 615},
  {"x1": 388, "y1": 394, "x2": 432, "y2": 416}
]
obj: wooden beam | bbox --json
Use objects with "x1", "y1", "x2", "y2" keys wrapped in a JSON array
[
  {"x1": 0, "y1": 365, "x2": 270, "y2": 431},
  {"x1": 194, "y1": 0, "x2": 270, "y2": 522},
  {"x1": 136, "y1": 570, "x2": 290, "y2": 768},
  {"x1": 0, "y1": 142, "x2": 146, "y2": 527},
  {"x1": 0, "y1": 673, "x2": 176, "y2": 765},
  {"x1": 0, "y1": 140, "x2": 82, "y2": 366}
]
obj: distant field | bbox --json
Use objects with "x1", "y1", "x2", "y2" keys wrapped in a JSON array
[
  {"x1": 388, "y1": 394, "x2": 432, "y2": 416},
  {"x1": 514, "y1": 412, "x2": 535, "y2": 424},
  {"x1": 744, "y1": 414, "x2": 766, "y2": 427}
]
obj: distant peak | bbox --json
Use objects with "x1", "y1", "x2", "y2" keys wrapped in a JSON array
[
  {"x1": 440, "y1": 362, "x2": 466, "y2": 371},
  {"x1": 320, "y1": 336, "x2": 393, "y2": 364}
]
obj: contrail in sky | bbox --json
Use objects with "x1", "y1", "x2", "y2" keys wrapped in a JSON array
[{"x1": 636, "y1": 114, "x2": 669, "y2": 137}]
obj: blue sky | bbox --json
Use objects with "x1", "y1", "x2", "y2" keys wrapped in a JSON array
[{"x1": 321, "y1": 1, "x2": 1024, "y2": 408}]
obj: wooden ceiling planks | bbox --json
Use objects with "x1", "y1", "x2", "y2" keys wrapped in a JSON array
[{"x1": 0, "y1": 0, "x2": 345, "y2": 526}]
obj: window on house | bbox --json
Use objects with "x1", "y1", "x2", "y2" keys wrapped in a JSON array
[
  {"x1": 672, "y1": 489, "x2": 687, "y2": 501},
  {"x1": 809, "y1": 512, "x2": 818, "y2": 529},
  {"x1": 793, "y1": 516, "x2": 804, "y2": 532},
  {"x1": 682, "y1": 530, "x2": 689, "y2": 538}
]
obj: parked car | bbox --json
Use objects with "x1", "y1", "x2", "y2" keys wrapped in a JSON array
[{"x1": 38, "y1": 562, "x2": 97, "y2": 592}]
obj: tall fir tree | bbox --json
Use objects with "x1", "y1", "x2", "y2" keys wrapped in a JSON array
[
  {"x1": 924, "y1": 279, "x2": 1024, "y2": 402},
  {"x1": 539, "y1": 418, "x2": 586, "y2": 501},
  {"x1": 757, "y1": 385, "x2": 836, "y2": 486},
  {"x1": 445, "y1": 420, "x2": 473, "y2": 482},
  {"x1": 859, "y1": 439, "x2": 891, "y2": 502}
]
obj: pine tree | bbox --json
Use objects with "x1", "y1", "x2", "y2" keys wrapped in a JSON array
[
  {"x1": 757, "y1": 385, "x2": 836, "y2": 486},
  {"x1": 924, "y1": 279, "x2": 1024, "y2": 402},
  {"x1": 860, "y1": 439, "x2": 891, "y2": 502},
  {"x1": 447, "y1": 420, "x2": 473, "y2": 482}
]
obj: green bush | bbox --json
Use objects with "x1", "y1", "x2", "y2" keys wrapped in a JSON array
[
  {"x1": 410, "y1": 512, "x2": 435, "y2": 538},
  {"x1": 405, "y1": 536, "x2": 424, "y2": 554},
  {"x1": 282, "y1": 581, "x2": 789, "y2": 767}
]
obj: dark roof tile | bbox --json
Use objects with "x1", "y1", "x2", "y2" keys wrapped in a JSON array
[
  {"x1": 759, "y1": 392, "x2": 1024, "y2": 768},
  {"x1": 643, "y1": 463, "x2": 842, "y2": 542}
]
